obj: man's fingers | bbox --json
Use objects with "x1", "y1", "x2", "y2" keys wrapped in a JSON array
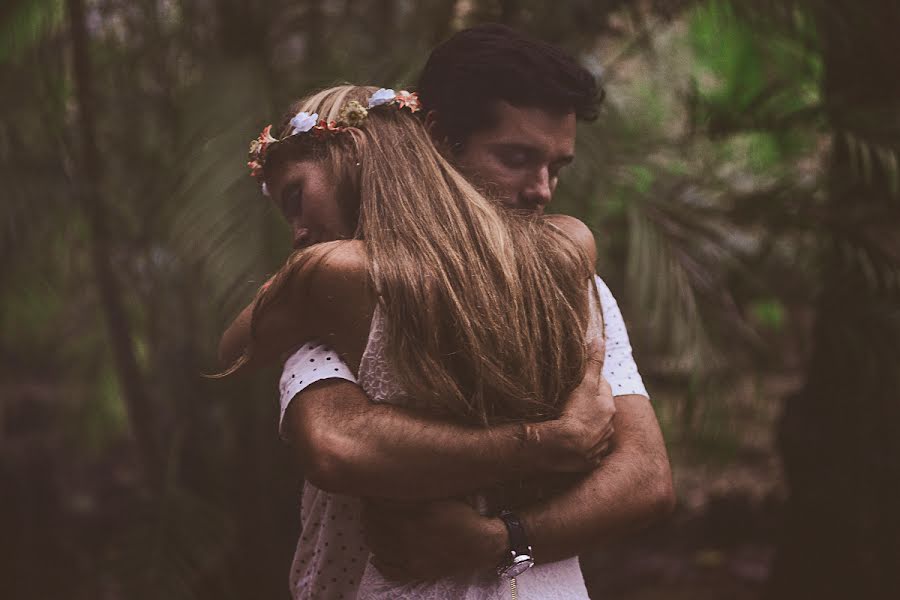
[
  {"x1": 586, "y1": 422, "x2": 614, "y2": 451},
  {"x1": 597, "y1": 424, "x2": 615, "y2": 446},
  {"x1": 599, "y1": 422, "x2": 615, "y2": 442},
  {"x1": 588, "y1": 428, "x2": 615, "y2": 462},
  {"x1": 588, "y1": 440, "x2": 611, "y2": 463},
  {"x1": 595, "y1": 378, "x2": 613, "y2": 406}
]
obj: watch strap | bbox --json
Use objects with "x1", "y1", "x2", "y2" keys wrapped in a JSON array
[{"x1": 498, "y1": 510, "x2": 531, "y2": 556}]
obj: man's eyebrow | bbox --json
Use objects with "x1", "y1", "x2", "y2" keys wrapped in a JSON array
[
  {"x1": 490, "y1": 142, "x2": 543, "y2": 160},
  {"x1": 490, "y1": 142, "x2": 574, "y2": 166}
]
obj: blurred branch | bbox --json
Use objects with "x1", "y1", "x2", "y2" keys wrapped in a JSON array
[{"x1": 67, "y1": 0, "x2": 162, "y2": 490}]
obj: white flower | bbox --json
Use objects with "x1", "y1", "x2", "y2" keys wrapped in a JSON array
[
  {"x1": 368, "y1": 88, "x2": 396, "y2": 108},
  {"x1": 261, "y1": 182, "x2": 270, "y2": 197},
  {"x1": 289, "y1": 111, "x2": 319, "y2": 135}
]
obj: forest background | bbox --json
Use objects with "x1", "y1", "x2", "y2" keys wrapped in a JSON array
[{"x1": 2, "y1": 1, "x2": 899, "y2": 599}]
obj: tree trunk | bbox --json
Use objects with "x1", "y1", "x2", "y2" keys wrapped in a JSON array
[
  {"x1": 67, "y1": 0, "x2": 163, "y2": 489},
  {"x1": 769, "y1": 3, "x2": 900, "y2": 598}
]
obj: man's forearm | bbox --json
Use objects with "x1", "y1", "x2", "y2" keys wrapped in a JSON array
[
  {"x1": 288, "y1": 380, "x2": 554, "y2": 500},
  {"x1": 519, "y1": 395, "x2": 674, "y2": 564}
]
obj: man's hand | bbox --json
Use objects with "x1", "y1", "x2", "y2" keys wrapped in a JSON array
[
  {"x1": 533, "y1": 344, "x2": 616, "y2": 472},
  {"x1": 362, "y1": 499, "x2": 506, "y2": 581}
]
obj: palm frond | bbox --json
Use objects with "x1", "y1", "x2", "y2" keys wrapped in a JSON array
[
  {"x1": 0, "y1": 0, "x2": 63, "y2": 64},
  {"x1": 166, "y1": 61, "x2": 288, "y2": 319},
  {"x1": 840, "y1": 129, "x2": 900, "y2": 197},
  {"x1": 626, "y1": 183, "x2": 762, "y2": 373}
]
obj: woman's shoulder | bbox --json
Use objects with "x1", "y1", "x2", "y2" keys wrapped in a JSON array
[
  {"x1": 544, "y1": 214, "x2": 592, "y2": 241},
  {"x1": 305, "y1": 239, "x2": 366, "y2": 271},
  {"x1": 299, "y1": 239, "x2": 368, "y2": 294},
  {"x1": 297, "y1": 239, "x2": 374, "y2": 368},
  {"x1": 543, "y1": 214, "x2": 597, "y2": 266}
]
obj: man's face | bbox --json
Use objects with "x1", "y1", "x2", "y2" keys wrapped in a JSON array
[
  {"x1": 451, "y1": 101, "x2": 576, "y2": 214},
  {"x1": 266, "y1": 158, "x2": 354, "y2": 249}
]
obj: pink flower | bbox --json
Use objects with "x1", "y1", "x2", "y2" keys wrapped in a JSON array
[
  {"x1": 249, "y1": 124, "x2": 278, "y2": 160},
  {"x1": 312, "y1": 120, "x2": 347, "y2": 138},
  {"x1": 396, "y1": 90, "x2": 421, "y2": 113},
  {"x1": 248, "y1": 160, "x2": 264, "y2": 179}
]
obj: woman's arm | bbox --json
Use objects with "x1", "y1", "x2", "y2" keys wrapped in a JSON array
[
  {"x1": 218, "y1": 299, "x2": 258, "y2": 367},
  {"x1": 218, "y1": 240, "x2": 373, "y2": 374}
]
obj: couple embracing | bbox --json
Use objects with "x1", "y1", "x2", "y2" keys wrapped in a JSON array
[{"x1": 220, "y1": 24, "x2": 674, "y2": 600}]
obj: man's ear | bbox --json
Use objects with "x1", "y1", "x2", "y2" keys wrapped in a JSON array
[{"x1": 424, "y1": 110, "x2": 454, "y2": 157}]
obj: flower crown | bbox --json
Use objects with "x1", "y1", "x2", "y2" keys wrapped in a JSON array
[{"x1": 248, "y1": 88, "x2": 421, "y2": 195}]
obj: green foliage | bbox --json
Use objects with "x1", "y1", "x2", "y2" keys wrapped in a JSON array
[
  {"x1": 0, "y1": 271, "x2": 62, "y2": 351},
  {"x1": 7, "y1": 0, "x2": 898, "y2": 597},
  {"x1": 688, "y1": 1, "x2": 823, "y2": 152},
  {"x1": 75, "y1": 362, "x2": 129, "y2": 455},
  {"x1": 0, "y1": 0, "x2": 63, "y2": 64},
  {"x1": 749, "y1": 298, "x2": 786, "y2": 331}
]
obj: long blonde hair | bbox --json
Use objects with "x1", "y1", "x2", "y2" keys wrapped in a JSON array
[{"x1": 254, "y1": 85, "x2": 598, "y2": 426}]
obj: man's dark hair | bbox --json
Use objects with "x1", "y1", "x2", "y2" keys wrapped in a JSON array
[{"x1": 417, "y1": 24, "x2": 604, "y2": 146}]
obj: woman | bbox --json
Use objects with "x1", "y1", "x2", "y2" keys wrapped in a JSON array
[{"x1": 221, "y1": 85, "x2": 605, "y2": 599}]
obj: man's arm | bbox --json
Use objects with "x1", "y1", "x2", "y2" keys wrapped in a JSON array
[
  {"x1": 363, "y1": 273, "x2": 673, "y2": 577},
  {"x1": 510, "y1": 275, "x2": 673, "y2": 562},
  {"x1": 284, "y1": 350, "x2": 616, "y2": 501},
  {"x1": 519, "y1": 394, "x2": 674, "y2": 561},
  {"x1": 361, "y1": 394, "x2": 674, "y2": 579}
]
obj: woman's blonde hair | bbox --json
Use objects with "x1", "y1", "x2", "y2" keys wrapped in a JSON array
[{"x1": 254, "y1": 85, "x2": 599, "y2": 425}]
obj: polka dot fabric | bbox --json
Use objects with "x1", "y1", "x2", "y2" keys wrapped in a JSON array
[
  {"x1": 290, "y1": 487, "x2": 368, "y2": 600},
  {"x1": 278, "y1": 343, "x2": 366, "y2": 599},
  {"x1": 594, "y1": 275, "x2": 649, "y2": 399},
  {"x1": 278, "y1": 342, "x2": 357, "y2": 439}
]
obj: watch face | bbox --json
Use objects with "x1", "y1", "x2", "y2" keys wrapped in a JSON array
[{"x1": 504, "y1": 555, "x2": 535, "y2": 578}]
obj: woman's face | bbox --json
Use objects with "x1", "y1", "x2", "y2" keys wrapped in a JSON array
[{"x1": 266, "y1": 158, "x2": 354, "y2": 249}]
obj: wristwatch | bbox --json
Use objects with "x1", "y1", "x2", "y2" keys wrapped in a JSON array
[{"x1": 496, "y1": 510, "x2": 535, "y2": 578}]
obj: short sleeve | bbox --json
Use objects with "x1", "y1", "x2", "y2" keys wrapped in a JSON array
[
  {"x1": 278, "y1": 341, "x2": 357, "y2": 439},
  {"x1": 595, "y1": 275, "x2": 649, "y2": 399}
]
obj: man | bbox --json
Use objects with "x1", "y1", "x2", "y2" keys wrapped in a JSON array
[{"x1": 235, "y1": 24, "x2": 673, "y2": 600}]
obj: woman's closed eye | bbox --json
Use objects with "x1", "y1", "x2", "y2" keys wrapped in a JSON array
[{"x1": 280, "y1": 184, "x2": 303, "y2": 219}]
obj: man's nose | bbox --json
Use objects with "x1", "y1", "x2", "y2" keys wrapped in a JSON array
[{"x1": 521, "y1": 167, "x2": 552, "y2": 211}]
